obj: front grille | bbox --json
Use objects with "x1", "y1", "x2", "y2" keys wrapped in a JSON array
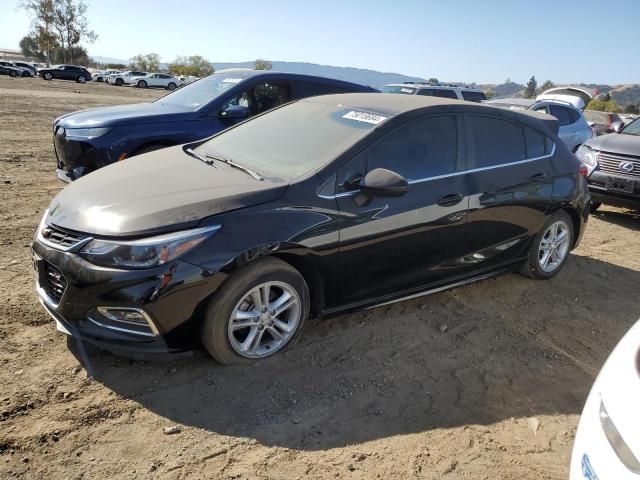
[
  {"x1": 40, "y1": 224, "x2": 88, "y2": 250},
  {"x1": 598, "y1": 152, "x2": 640, "y2": 177},
  {"x1": 43, "y1": 262, "x2": 67, "y2": 305}
]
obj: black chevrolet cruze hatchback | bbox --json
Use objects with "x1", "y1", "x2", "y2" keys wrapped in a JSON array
[{"x1": 33, "y1": 94, "x2": 590, "y2": 364}]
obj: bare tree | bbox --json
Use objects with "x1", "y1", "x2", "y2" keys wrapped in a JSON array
[{"x1": 52, "y1": 0, "x2": 97, "y2": 64}]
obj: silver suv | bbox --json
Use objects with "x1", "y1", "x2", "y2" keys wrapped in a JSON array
[{"x1": 382, "y1": 82, "x2": 487, "y2": 102}]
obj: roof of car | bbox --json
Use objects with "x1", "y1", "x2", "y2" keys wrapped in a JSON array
[
  {"x1": 386, "y1": 82, "x2": 483, "y2": 91},
  {"x1": 300, "y1": 93, "x2": 560, "y2": 134},
  {"x1": 213, "y1": 69, "x2": 377, "y2": 91}
]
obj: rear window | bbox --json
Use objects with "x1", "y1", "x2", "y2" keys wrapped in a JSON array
[
  {"x1": 381, "y1": 85, "x2": 416, "y2": 95},
  {"x1": 418, "y1": 88, "x2": 458, "y2": 99},
  {"x1": 469, "y1": 116, "x2": 526, "y2": 168},
  {"x1": 584, "y1": 110, "x2": 609, "y2": 124},
  {"x1": 461, "y1": 91, "x2": 486, "y2": 103}
]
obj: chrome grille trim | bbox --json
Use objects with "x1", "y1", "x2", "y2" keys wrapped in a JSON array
[
  {"x1": 37, "y1": 223, "x2": 92, "y2": 252},
  {"x1": 598, "y1": 152, "x2": 640, "y2": 178}
]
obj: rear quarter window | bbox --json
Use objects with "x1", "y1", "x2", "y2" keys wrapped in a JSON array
[
  {"x1": 461, "y1": 91, "x2": 487, "y2": 103},
  {"x1": 469, "y1": 116, "x2": 526, "y2": 168},
  {"x1": 549, "y1": 105, "x2": 574, "y2": 126}
]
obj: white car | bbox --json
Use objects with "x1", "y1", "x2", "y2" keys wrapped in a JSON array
[
  {"x1": 94, "y1": 70, "x2": 121, "y2": 82},
  {"x1": 130, "y1": 72, "x2": 182, "y2": 90},
  {"x1": 107, "y1": 70, "x2": 147, "y2": 86},
  {"x1": 570, "y1": 318, "x2": 640, "y2": 480}
]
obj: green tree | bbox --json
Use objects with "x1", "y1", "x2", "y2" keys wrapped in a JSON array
[
  {"x1": 129, "y1": 53, "x2": 161, "y2": 71},
  {"x1": 255, "y1": 59, "x2": 272, "y2": 70},
  {"x1": 19, "y1": 35, "x2": 47, "y2": 62},
  {"x1": 537, "y1": 79, "x2": 555, "y2": 94},
  {"x1": 586, "y1": 99, "x2": 621, "y2": 113},
  {"x1": 623, "y1": 103, "x2": 639, "y2": 114},
  {"x1": 51, "y1": 0, "x2": 97, "y2": 64},
  {"x1": 484, "y1": 89, "x2": 496, "y2": 99},
  {"x1": 523, "y1": 75, "x2": 537, "y2": 99},
  {"x1": 19, "y1": 0, "x2": 57, "y2": 65},
  {"x1": 427, "y1": 77, "x2": 438, "y2": 85},
  {"x1": 168, "y1": 55, "x2": 213, "y2": 77}
]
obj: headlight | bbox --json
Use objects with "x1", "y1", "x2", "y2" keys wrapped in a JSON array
[
  {"x1": 65, "y1": 127, "x2": 112, "y2": 139},
  {"x1": 575, "y1": 145, "x2": 598, "y2": 175},
  {"x1": 80, "y1": 225, "x2": 220, "y2": 269}
]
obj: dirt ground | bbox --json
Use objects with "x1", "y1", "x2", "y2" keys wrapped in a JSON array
[{"x1": 0, "y1": 76, "x2": 639, "y2": 480}]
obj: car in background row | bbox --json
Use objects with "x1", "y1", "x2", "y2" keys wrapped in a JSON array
[
  {"x1": 576, "y1": 116, "x2": 640, "y2": 211},
  {"x1": 585, "y1": 110, "x2": 625, "y2": 136},
  {"x1": 106, "y1": 70, "x2": 147, "y2": 86},
  {"x1": 130, "y1": 73, "x2": 182, "y2": 90},
  {"x1": 485, "y1": 98, "x2": 593, "y2": 152},
  {"x1": 34, "y1": 94, "x2": 589, "y2": 362},
  {"x1": 382, "y1": 82, "x2": 487, "y2": 102},
  {"x1": 39, "y1": 65, "x2": 92, "y2": 83},
  {"x1": 52, "y1": 69, "x2": 378, "y2": 181},
  {"x1": 0, "y1": 64, "x2": 23, "y2": 77},
  {"x1": 93, "y1": 69, "x2": 121, "y2": 82},
  {"x1": 13, "y1": 61, "x2": 38, "y2": 75},
  {"x1": 0, "y1": 60, "x2": 34, "y2": 77},
  {"x1": 570, "y1": 317, "x2": 640, "y2": 480}
]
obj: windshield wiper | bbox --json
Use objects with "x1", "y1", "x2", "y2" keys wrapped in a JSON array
[
  {"x1": 185, "y1": 147, "x2": 216, "y2": 166},
  {"x1": 202, "y1": 153, "x2": 263, "y2": 181}
]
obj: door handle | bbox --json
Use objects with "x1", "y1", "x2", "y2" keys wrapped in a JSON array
[
  {"x1": 437, "y1": 193, "x2": 464, "y2": 207},
  {"x1": 529, "y1": 173, "x2": 548, "y2": 181}
]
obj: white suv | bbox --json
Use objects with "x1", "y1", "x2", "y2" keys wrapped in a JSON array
[{"x1": 382, "y1": 82, "x2": 487, "y2": 102}]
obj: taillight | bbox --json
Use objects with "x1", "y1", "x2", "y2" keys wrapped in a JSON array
[{"x1": 579, "y1": 166, "x2": 589, "y2": 177}]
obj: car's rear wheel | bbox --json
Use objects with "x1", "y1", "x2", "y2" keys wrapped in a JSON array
[
  {"x1": 201, "y1": 257, "x2": 310, "y2": 365},
  {"x1": 77, "y1": 75, "x2": 86, "y2": 83},
  {"x1": 167, "y1": 82, "x2": 177, "y2": 90},
  {"x1": 10, "y1": 70, "x2": 18, "y2": 78},
  {"x1": 137, "y1": 80, "x2": 147, "y2": 88},
  {"x1": 520, "y1": 210, "x2": 573, "y2": 279},
  {"x1": 21, "y1": 71, "x2": 30, "y2": 77},
  {"x1": 115, "y1": 78, "x2": 123, "y2": 86}
]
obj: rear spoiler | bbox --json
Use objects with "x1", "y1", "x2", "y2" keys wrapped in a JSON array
[{"x1": 518, "y1": 109, "x2": 559, "y2": 136}]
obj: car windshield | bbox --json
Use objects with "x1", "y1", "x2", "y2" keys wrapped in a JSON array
[
  {"x1": 621, "y1": 118, "x2": 640, "y2": 136},
  {"x1": 156, "y1": 72, "x2": 253, "y2": 110},
  {"x1": 195, "y1": 100, "x2": 385, "y2": 179},
  {"x1": 381, "y1": 85, "x2": 416, "y2": 95}
]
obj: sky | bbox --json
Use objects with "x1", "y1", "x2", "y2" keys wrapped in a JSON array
[{"x1": 1, "y1": 0, "x2": 639, "y2": 85}]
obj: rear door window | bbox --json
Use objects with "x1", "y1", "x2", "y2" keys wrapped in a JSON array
[
  {"x1": 524, "y1": 127, "x2": 548, "y2": 158},
  {"x1": 418, "y1": 88, "x2": 458, "y2": 99},
  {"x1": 461, "y1": 91, "x2": 487, "y2": 103},
  {"x1": 469, "y1": 116, "x2": 526, "y2": 168},
  {"x1": 549, "y1": 105, "x2": 574, "y2": 126}
]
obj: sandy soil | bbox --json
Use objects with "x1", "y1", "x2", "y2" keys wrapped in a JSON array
[{"x1": 0, "y1": 75, "x2": 639, "y2": 480}]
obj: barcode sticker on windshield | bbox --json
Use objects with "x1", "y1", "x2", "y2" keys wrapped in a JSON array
[
  {"x1": 342, "y1": 110, "x2": 388, "y2": 125},
  {"x1": 222, "y1": 78, "x2": 242, "y2": 83}
]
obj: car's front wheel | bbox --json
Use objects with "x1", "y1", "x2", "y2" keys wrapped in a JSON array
[
  {"x1": 137, "y1": 80, "x2": 147, "y2": 88},
  {"x1": 115, "y1": 78, "x2": 123, "y2": 86},
  {"x1": 77, "y1": 75, "x2": 86, "y2": 83},
  {"x1": 520, "y1": 210, "x2": 574, "y2": 279},
  {"x1": 201, "y1": 257, "x2": 310, "y2": 364},
  {"x1": 167, "y1": 82, "x2": 177, "y2": 90},
  {"x1": 42, "y1": 72, "x2": 52, "y2": 80},
  {"x1": 10, "y1": 70, "x2": 18, "y2": 78}
]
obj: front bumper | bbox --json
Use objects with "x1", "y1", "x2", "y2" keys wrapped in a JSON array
[
  {"x1": 32, "y1": 237, "x2": 225, "y2": 359},
  {"x1": 588, "y1": 171, "x2": 640, "y2": 210}
]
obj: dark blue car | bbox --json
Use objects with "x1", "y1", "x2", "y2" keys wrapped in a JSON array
[{"x1": 52, "y1": 69, "x2": 377, "y2": 181}]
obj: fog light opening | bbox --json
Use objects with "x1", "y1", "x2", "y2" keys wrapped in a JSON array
[{"x1": 89, "y1": 307, "x2": 159, "y2": 337}]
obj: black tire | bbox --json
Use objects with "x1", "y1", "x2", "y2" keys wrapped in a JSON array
[
  {"x1": 520, "y1": 210, "x2": 574, "y2": 280},
  {"x1": 167, "y1": 82, "x2": 177, "y2": 91},
  {"x1": 77, "y1": 75, "x2": 86, "y2": 83},
  {"x1": 96, "y1": 77, "x2": 103, "y2": 82},
  {"x1": 43, "y1": 72, "x2": 52, "y2": 81},
  {"x1": 22, "y1": 71, "x2": 30, "y2": 77},
  {"x1": 201, "y1": 257, "x2": 310, "y2": 365},
  {"x1": 590, "y1": 201, "x2": 602, "y2": 213},
  {"x1": 10, "y1": 71, "x2": 18, "y2": 78},
  {"x1": 115, "y1": 78, "x2": 123, "y2": 86},
  {"x1": 138, "y1": 80, "x2": 147, "y2": 88}
]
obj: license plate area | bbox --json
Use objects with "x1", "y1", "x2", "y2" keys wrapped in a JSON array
[{"x1": 606, "y1": 176, "x2": 635, "y2": 193}]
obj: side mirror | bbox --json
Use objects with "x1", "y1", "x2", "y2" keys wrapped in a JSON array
[
  {"x1": 360, "y1": 168, "x2": 408, "y2": 197},
  {"x1": 611, "y1": 121, "x2": 624, "y2": 134},
  {"x1": 220, "y1": 105, "x2": 249, "y2": 119}
]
